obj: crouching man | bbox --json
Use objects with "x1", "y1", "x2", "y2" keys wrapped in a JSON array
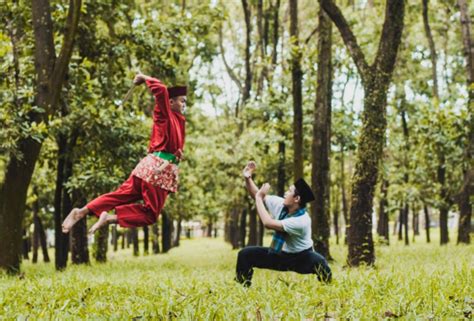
[{"x1": 235, "y1": 161, "x2": 332, "y2": 287}]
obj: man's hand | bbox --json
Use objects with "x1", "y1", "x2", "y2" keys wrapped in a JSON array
[
  {"x1": 133, "y1": 73, "x2": 147, "y2": 85},
  {"x1": 243, "y1": 161, "x2": 256, "y2": 178},
  {"x1": 256, "y1": 183, "x2": 270, "y2": 199},
  {"x1": 174, "y1": 149, "x2": 184, "y2": 162}
]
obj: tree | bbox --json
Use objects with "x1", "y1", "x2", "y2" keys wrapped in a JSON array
[
  {"x1": 311, "y1": 6, "x2": 333, "y2": 260},
  {"x1": 456, "y1": 0, "x2": 473, "y2": 245},
  {"x1": 290, "y1": 0, "x2": 304, "y2": 181},
  {"x1": 0, "y1": 0, "x2": 81, "y2": 274},
  {"x1": 319, "y1": 0, "x2": 405, "y2": 266}
]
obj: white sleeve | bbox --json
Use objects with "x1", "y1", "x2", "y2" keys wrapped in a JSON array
[
  {"x1": 282, "y1": 216, "x2": 307, "y2": 236},
  {"x1": 264, "y1": 195, "x2": 285, "y2": 219}
]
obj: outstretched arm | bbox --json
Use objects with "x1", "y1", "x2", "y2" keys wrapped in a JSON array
[
  {"x1": 255, "y1": 183, "x2": 284, "y2": 232},
  {"x1": 134, "y1": 73, "x2": 170, "y2": 119},
  {"x1": 243, "y1": 161, "x2": 258, "y2": 199}
]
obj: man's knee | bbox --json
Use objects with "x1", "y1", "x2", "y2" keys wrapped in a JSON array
[
  {"x1": 143, "y1": 212, "x2": 157, "y2": 225},
  {"x1": 237, "y1": 247, "x2": 252, "y2": 262},
  {"x1": 308, "y1": 253, "x2": 332, "y2": 282},
  {"x1": 313, "y1": 259, "x2": 332, "y2": 282}
]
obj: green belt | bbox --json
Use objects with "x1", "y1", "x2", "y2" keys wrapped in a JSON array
[{"x1": 153, "y1": 151, "x2": 179, "y2": 164}]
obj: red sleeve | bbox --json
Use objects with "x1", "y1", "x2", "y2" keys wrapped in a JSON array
[{"x1": 145, "y1": 77, "x2": 170, "y2": 120}]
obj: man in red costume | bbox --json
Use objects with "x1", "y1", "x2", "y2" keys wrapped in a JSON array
[{"x1": 62, "y1": 73, "x2": 187, "y2": 234}]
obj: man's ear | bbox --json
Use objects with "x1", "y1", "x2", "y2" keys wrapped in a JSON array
[{"x1": 294, "y1": 195, "x2": 301, "y2": 205}]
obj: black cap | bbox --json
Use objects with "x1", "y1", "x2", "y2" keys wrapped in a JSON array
[
  {"x1": 294, "y1": 178, "x2": 315, "y2": 203},
  {"x1": 168, "y1": 86, "x2": 187, "y2": 98}
]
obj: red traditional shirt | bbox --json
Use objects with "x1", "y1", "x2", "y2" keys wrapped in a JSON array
[
  {"x1": 131, "y1": 78, "x2": 186, "y2": 192},
  {"x1": 145, "y1": 77, "x2": 186, "y2": 154}
]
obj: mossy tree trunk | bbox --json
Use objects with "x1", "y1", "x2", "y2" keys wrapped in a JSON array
[
  {"x1": 457, "y1": 0, "x2": 473, "y2": 245},
  {"x1": 320, "y1": 0, "x2": 405, "y2": 266},
  {"x1": 311, "y1": 6, "x2": 333, "y2": 260}
]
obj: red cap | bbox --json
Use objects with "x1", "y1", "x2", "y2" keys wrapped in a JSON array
[{"x1": 168, "y1": 86, "x2": 187, "y2": 98}]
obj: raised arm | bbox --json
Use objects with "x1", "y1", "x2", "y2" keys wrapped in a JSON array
[
  {"x1": 243, "y1": 161, "x2": 258, "y2": 199},
  {"x1": 134, "y1": 73, "x2": 171, "y2": 119}
]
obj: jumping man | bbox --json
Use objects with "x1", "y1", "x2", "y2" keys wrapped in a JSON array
[{"x1": 62, "y1": 73, "x2": 187, "y2": 234}]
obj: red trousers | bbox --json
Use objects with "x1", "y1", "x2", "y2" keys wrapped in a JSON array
[{"x1": 87, "y1": 175, "x2": 169, "y2": 228}]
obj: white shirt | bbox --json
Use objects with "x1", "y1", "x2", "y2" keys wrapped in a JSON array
[{"x1": 264, "y1": 195, "x2": 314, "y2": 253}]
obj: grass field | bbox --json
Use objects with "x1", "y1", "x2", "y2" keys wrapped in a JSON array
[{"x1": 0, "y1": 235, "x2": 472, "y2": 320}]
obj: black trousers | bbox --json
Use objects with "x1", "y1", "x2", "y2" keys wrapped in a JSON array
[{"x1": 235, "y1": 246, "x2": 332, "y2": 287}]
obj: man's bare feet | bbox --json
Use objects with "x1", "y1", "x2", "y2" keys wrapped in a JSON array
[
  {"x1": 62, "y1": 208, "x2": 87, "y2": 233},
  {"x1": 89, "y1": 212, "x2": 116, "y2": 234}
]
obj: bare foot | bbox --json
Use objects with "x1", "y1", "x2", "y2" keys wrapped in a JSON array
[
  {"x1": 62, "y1": 208, "x2": 87, "y2": 233},
  {"x1": 89, "y1": 212, "x2": 110, "y2": 234}
]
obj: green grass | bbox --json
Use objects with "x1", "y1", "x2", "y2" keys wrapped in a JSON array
[{"x1": 0, "y1": 236, "x2": 472, "y2": 320}]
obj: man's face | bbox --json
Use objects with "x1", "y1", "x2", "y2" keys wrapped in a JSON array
[
  {"x1": 170, "y1": 95, "x2": 187, "y2": 114},
  {"x1": 283, "y1": 185, "x2": 300, "y2": 207}
]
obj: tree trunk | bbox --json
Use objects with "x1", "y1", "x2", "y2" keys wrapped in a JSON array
[
  {"x1": 131, "y1": 228, "x2": 139, "y2": 256},
  {"x1": 400, "y1": 105, "x2": 410, "y2": 246},
  {"x1": 256, "y1": 0, "x2": 267, "y2": 96},
  {"x1": 0, "y1": 0, "x2": 81, "y2": 274},
  {"x1": 152, "y1": 223, "x2": 160, "y2": 254},
  {"x1": 248, "y1": 205, "x2": 257, "y2": 246},
  {"x1": 0, "y1": 138, "x2": 42, "y2": 273},
  {"x1": 32, "y1": 198, "x2": 50, "y2": 263},
  {"x1": 143, "y1": 226, "x2": 149, "y2": 254},
  {"x1": 290, "y1": 0, "x2": 304, "y2": 181},
  {"x1": 94, "y1": 225, "x2": 109, "y2": 263},
  {"x1": 207, "y1": 221, "x2": 213, "y2": 237},
  {"x1": 413, "y1": 203, "x2": 420, "y2": 236},
  {"x1": 377, "y1": 179, "x2": 389, "y2": 243},
  {"x1": 277, "y1": 140, "x2": 286, "y2": 197},
  {"x1": 311, "y1": 6, "x2": 332, "y2": 260},
  {"x1": 32, "y1": 218, "x2": 39, "y2": 263},
  {"x1": 173, "y1": 218, "x2": 182, "y2": 247},
  {"x1": 424, "y1": 204, "x2": 431, "y2": 243},
  {"x1": 112, "y1": 225, "x2": 118, "y2": 252},
  {"x1": 126, "y1": 229, "x2": 132, "y2": 248},
  {"x1": 161, "y1": 211, "x2": 173, "y2": 253},
  {"x1": 422, "y1": 0, "x2": 439, "y2": 100},
  {"x1": 224, "y1": 211, "x2": 231, "y2": 243},
  {"x1": 271, "y1": 0, "x2": 280, "y2": 67},
  {"x1": 71, "y1": 217, "x2": 89, "y2": 264},
  {"x1": 257, "y1": 220, "x2": 264, "y2": 246},
  {"x1": 241, "y1": 0, "x2": 252, "y2": 108},
  {"x1": 438, "y1": 156, "x2": 449, "y2": 245},
  {"x1": 54, "y1": 133, "x2": 69, "y2": 270},
  {"x1": 398, "y1": 207, "x2": 403, "y2": 240},
  {"x1": 67, "y1": 135, "x2": 88, "y2": 265},
  {"x1": 229, "y1": 208, "x2": 240, "y2": 249},
  {"x1": 340, "y1": 145, "x2": 349, "y2": 244},
  {"x1": 457, "y1": 170, "x2": 472, "y2": 244},
  {"x1": 333, "y1": 185, "x2": 340, "y2": 245},
  {"x1": 320, "y1": 0, "x2": 405, "y2": 266},
  {"x1": 22, "y1": 229, "x2": 30, "y2": 260},
  {"x1": 403, "y1": 203, "x2": 409, "y2": 246},
  {"x1": 457, "y1": 0, "x2": 473, "y2": 245},
  {"x1": 239, "y1": 208, "x2": 247, "y2": 248}
]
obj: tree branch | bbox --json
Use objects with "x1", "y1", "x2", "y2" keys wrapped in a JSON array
[
  {"x1": 31, "y1": 0, "x2": 56, "y2": 110},
  {"x1": 218, "y1": 26, "x2": 243, "y2": 96},
  {"x1": 319, "y1": 0, "x2": 370, "y2": 82},
  {"x1": 49, "y1": 0, "x2": 82, "y2": 109},
  {"x1": 374, "y1": 0, "x2": 405, "y2": 79}
]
